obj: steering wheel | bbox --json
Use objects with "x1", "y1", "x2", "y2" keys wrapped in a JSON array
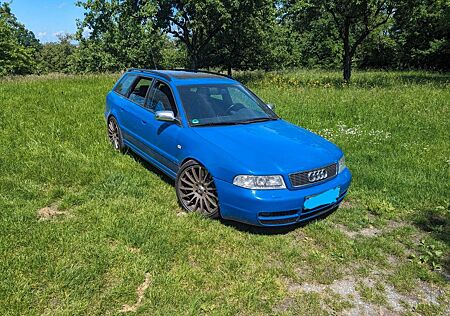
[{"x1": 225, "y1": 102, "x2": 245, "y2": 114}]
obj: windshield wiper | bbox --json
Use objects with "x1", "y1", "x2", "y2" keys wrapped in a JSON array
[
  {"x1": 193, "y1": 121, "x2": 243, "y2": 127},
  {"x1": 237, "y1": 117, "x2": 278, "y2": 124},
  {"x1": 193, "y1": 117, "x2": 277, "y2": 127}
]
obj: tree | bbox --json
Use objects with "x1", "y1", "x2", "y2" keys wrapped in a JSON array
[
  {"x1": 0, "y1": 2, "x2": 38, "y2": 76},
  {"x1": 75, "y1": 0, "x2": 167, "y2": 71},
  {"x1": 284, "y1": 0, "x2": 395, "y2": 81},
  {"x1": 206, "y1": 0, "x2": 276, "y2": 75},
  {"x1": 390, "y1": 0, "x2": 450, "y2": 70},
  {"x1": 155, "y1": 0, "x2": 235, "y2": 69},
  {"x1": 281, "y1": 1, "x2": 341, "y2": 69},
  {"x1": 38, "y1": 34, "x2": 75, "y2": 73}
]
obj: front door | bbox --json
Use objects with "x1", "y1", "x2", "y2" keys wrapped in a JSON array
[{"x1": 134, "y1": 79, "x2": 182, "y2": 175}]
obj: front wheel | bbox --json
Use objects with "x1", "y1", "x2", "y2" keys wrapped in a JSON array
[{"x1": 176, "y1": 161, "x2": 220, "y2": 218}]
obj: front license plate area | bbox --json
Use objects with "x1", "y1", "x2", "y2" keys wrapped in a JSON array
[{"x1": 304, "y1": 187, "x2": 340, "y2": 210}]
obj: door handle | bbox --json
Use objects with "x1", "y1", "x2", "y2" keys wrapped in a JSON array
[
  {"x1": 141, "y1": 120, "x2": 147, "y2": 125},
  {"x1": 120, "y1": 107, "x2": 125, "y2": 112}
]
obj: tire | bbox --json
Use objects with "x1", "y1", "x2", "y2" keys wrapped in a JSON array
[
  {"x1": 176, "y1": 160, "x2": 220, "y2": 218},
  {"x1": 107, "y1": 116, "x2": 126, "y2": 152}
]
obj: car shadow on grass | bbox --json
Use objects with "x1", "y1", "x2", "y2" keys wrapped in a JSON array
[
  {"x1": 127, "y1": 150, "x2": 175, "y2": 186},
  {"x1": 412, "y1": 206, "x2": 450, "y2": 279}
]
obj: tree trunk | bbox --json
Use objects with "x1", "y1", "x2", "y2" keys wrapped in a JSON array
[
  {"x1": 189, "y1": 51, "x2": 198, "y2": 70},
  {"x1": 343, "y1": 47, "x2": 352, "y2": 82},
  {"x1": 342, "y1": 20, "x2": 352, "y2": 82},
  {"x1": 190, "y1": 57, "x2": 197, "y2": 70},
  {"x1": 227, "y1": 64, "x2": 232, "y2": 77}
]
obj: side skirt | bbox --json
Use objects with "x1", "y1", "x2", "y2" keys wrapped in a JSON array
[{"x1": 124, "y1": 140, "x2": 177, "y2": 180}]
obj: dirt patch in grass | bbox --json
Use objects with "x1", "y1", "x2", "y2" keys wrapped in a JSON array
[
  {"x1": 126, "y1": 246, "x2": 141, "y2": 254},
  {"x1": 335, "y1": 223, "x2": 382, "y2": 238},
  {"x1": 340, "y1": 200, "x2": 356, "y2": 209},
  {"x1": 109, "y1": 240, "x2": 141, "y2": 254},
  {"x1": 37, "y1": 204, "x2": 69, "y2": 221},
  {"x1": 280, "y1": 272, "x2": 449, "y2": 315},
  {"x1": 119, "y1": 272, "x2": 151, "y2": 313},
  {"x1": 335, "y1": 220, "x2": 408, "y2": 239}
]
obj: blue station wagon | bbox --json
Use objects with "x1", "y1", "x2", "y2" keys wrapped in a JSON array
[{"x1": 105, "y1": 69, "x2": 352, "y2": 226}]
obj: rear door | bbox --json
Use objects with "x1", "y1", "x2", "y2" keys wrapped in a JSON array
[
  {"x1": 118, "y1": 76, "x2": 153, "y2": 147},
  {"x1": 109, "y1": 74, "x2": 137, "y2": 136}
]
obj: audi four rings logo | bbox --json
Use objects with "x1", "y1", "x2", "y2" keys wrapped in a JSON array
[{"x1": 307, "y1": 169, "x2": 328, "y2": 182}]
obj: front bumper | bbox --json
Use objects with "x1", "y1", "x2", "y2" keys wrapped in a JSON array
[{"x1": 215, "y1": 168, "x2": 352, "y2": 226}]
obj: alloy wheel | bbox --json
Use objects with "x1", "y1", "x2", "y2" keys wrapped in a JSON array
[
  {"x1": 177, "y1": 164, "x2": 219, "y2": 217},
  {"x1": 107, "y1": 118, "x2": 121, "y2": 151}
]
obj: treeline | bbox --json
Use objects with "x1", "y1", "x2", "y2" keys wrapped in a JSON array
[{"x1": 1, "y1": 0, "x2": 449, "y2": 81}]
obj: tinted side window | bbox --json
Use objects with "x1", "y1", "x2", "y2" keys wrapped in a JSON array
[
  {"x1": 148, "y1": 81, "x2": 177, "y2": 115},
  {"x1": 114, "y1": 74, "x2": 137, "y2": 96},
  {"x1": 129, "y1": 77, "x2": 153, "y2": 106}
]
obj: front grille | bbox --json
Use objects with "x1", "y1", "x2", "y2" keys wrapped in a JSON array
[{"x1": 289, "y1": 163, "x2": 337, "y2": 187}]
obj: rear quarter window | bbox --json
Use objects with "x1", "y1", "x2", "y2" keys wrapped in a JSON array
[{"x1": 114, "y1": 74, "x2": 137, "y2": 96}]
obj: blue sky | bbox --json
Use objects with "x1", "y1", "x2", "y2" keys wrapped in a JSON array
[{"x1": 9, "y1": 0, "x2": 85, "y2": 43}]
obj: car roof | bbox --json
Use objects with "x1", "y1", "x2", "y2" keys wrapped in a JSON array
[{"x1": 126, "y1": 69, "x2": 238, "y2": 86}]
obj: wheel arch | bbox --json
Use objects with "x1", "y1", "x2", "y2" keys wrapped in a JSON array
[
  {"x1": 179, "y1": 157, "x2": 208, "y2": 174},
  {"x1": 106, "y1": 107, "x2": 123, "y2": 127}
]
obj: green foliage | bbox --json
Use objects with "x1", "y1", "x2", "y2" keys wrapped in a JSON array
[
  {"x1": 205, "y1": 0, "x2": 277, "y2": 74},
  {"x1": 357, "y1": 26, "x2": 398, "y2": 69},
  {"x1": 74, "y1": 0, "x2": 172, "y2": 72},
  {"x1": 281, "y1": 1, "x2": 342, "y2": 68},
  {"x1": 409, "y1": 239, "x2": 445, "y2": 271},
  {"x1": 283, "y1": 0, "x2": 395, "y2": 81},
  {"x1": 0, "y1": 0, "x2": 449, "y2": 76},
  {"x1": 155, "y1": 0, "x2": 235, "y2": 69},
  {"x1": 0, "y1": 2, "x2": 38, "y2": 76},
  {"x1": 263, "y1": 23, "x2": 304, "y2": 70},
  {"x1": 391, "y1": 0, "x2": 450, "y2": 70},
  {"x1": 69, "y1": 39, "x2": 122, "y2": 73},
  {"x1": 37, "y1": 34, "x2": 75, "y2": 73}
]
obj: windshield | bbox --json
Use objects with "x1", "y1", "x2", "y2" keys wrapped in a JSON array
[{"x1": 177, "y1": 84, "x2": 277, "y2": 126}]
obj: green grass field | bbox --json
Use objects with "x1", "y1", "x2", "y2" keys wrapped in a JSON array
[{"x1": 0, "y1": 70, "x2": 449, "y2": 315}]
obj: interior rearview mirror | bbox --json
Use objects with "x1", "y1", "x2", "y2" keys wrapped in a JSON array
[
  {"x1": 155, "y1": 110, "x2": 176, "y2": 122},
  {"x1": 267, "y1": 103, "x2": 276, "y2": 111}
]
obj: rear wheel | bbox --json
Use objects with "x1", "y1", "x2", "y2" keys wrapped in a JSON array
[
  {"x1": 176, "y1": 161, "x2": 220, "y2": 218},
  {"x1": 107, "y1": 116, "x2": 126, "y2": 152}
]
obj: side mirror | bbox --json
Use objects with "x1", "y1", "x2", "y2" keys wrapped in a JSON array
[
  {"x1": 267, "y1": 103, "x2": 276, "y2": 111},
  {"x1": 155, "y1": 110, "x2": 176, "y2": 122}
]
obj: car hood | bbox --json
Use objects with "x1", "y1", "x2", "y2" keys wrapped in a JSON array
[{"x1": 191, "y1": 119, "x2": 342, "y2": 175}]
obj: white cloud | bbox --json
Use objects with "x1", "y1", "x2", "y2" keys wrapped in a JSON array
[{"x1": 37, "y1": 32, "x2": 47, "y2": 38}]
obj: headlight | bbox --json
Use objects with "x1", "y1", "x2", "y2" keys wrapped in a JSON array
[
  {"x1": 233, "y1": 175, "x2": 286, "y2": 190},
  {"x1": 338, "y1": 155, "x2": 346, "y2": 173}
]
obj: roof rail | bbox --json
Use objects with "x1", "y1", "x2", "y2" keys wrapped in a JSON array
[
  {"x1": 126, "y1": 68, "x2": 172, "y2": 81},
  {"x1": 170, "y1": 68, "x2": 233, "y2": 79},
  {"x1": 126, "y1": 68, "x2": 233, "y2": 80}
]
